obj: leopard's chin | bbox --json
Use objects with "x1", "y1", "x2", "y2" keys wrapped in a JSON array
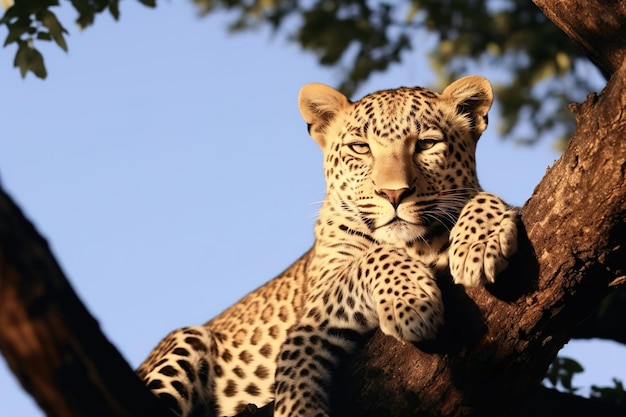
[{"x1": 372, "y1": 219, "x2": 427, "y2": 244}]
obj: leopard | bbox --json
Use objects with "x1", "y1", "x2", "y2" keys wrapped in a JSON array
[{"x1": 136, "y1": 75, "x2": 519, "y2": 417}]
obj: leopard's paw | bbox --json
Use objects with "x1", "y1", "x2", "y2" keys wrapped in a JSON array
[
  {"x1": 368, "y1": 248, "x2": 444, "y2": 342},
  {"x1": 449, "y1": 192, "x2": 518, "y2": 287}
]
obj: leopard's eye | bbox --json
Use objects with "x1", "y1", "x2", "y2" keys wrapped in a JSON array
[
  {"x1": 348, "y1": 143, "x2": 370, "y2": 155},
  {"x1": 415, "y1": 138, "x2": 440, "y2": 152}
]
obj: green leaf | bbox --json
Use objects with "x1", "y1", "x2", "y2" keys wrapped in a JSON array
[
  {"x1": 36, "y1": 10, "x2": 68, "y2": 51},
  {"x1": 543, "y1": 356, "x2": 584, "y2": 394},
  {"x1": 13, "y1": 41, "x2": 30, "y2": 78},
  {"x1": 591, "y1": 379, "x2": 626, "y2": 401},
  {"x1": 36, "y1": 31, "x2": 52, "y2": 41},
  {"x1": 138, "y1": 0, "x2": 157, "y2": 7},
  {"x1": 4, "y1": 21, "x2": 31, "y2": 46},
  {"x1": 561, "y1": 357, "x2": 584, "y2": 374},
  {"x1": 70, "y1": 0, "x2": 95, "y2": 29},
  {"x1": 13, "y1": 41, "x2": 47, "y2": 79},
  {"x1": 28, "y1": 47, "x2": 47, "y2": 78},
  {"x1": 0, "y1": 5, "x2": 16, "y2": 25},
  {"x1": 108, "y1": 0, "x2": 120, "y2": 20}
]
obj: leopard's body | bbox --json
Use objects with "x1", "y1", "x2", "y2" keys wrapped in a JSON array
[{"x1": 137, "y1": 76, "x2": 518, "y2": 417}]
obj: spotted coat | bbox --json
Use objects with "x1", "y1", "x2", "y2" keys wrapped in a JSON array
[{"x1": 136, "y1": 75, "x2": 518, "y2": 417}]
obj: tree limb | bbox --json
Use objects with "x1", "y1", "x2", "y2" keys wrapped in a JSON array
[
  {"x1": 1, "y1": 3, "x2": 626, "y2": 417},
  {"x1": 1, "y1": 54, "x2": 624, "y2": 417},
  {"x1": 532, "y1": 0, "x2": 626, "y2": 79},
  {"x1": 235, "y1": 42, "x2": 626, "y2": 416},
  {"x1": 327, "y1": 59, "x2": 626, "y2": 417},
  {"x1": 0, "y1": 185, "x2": 177, "y2": 417}
]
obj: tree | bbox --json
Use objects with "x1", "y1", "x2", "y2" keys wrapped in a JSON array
[
  {"x1": 1, "y1": 0, "x2": 625, "y2": 416},
  {"x1": 0, "y1": 0, "x2": 604, "y2": 146}
]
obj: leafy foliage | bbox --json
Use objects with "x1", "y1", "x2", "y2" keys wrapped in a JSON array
[
  {"x1": 410, "y1": 0, "x2": 591, "y2": 145},
  {"x1": 1, "y1": 0, "x2": 66, "y2": 78},
  {"x1": 1, "y1": 0, "x2": 624, "y2": 408},
  {"x1": 1, "y1": 0, "x2": 605, "y2": 144},
  {"x1": 544, "y1": 356, "x2": 584, "y2": 394},
  {"x1": 591, "y1": 379, "x2": 626, "y2": 404},
  {"x1": 1, "y1": 0, "x2": 155, "y2": 78},
  {"x1": 192, "y1": 0, "x2": 605, "y2": 145},
  {"x1": 0, "y1": 6, "x2": 620, "y2": 387},
  {"x1": 543, "y1": 358, "x2": 626, "y2": 406}
]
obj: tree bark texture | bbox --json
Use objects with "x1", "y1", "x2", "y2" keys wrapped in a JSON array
[
  {"x1": 1, "y1": 69, "x2": 624, "y2": 417},
  {"x1": 1, "y1": 3, "x2": 626, "y2": 417},
  {"x1": 328, "y1": 59, "x2": 626, "y2": 416},
  {"x1": 532, "y1": 0, "x2": 626, "y2": 79}
]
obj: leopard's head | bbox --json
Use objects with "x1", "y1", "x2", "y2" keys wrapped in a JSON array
[{"x1": 299, "y1": 75, "x2": 493, "y2": 245}]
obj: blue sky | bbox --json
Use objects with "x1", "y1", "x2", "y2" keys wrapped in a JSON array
[{"x1": 1, "y1": 2, "x2": 623, "y2": 415}]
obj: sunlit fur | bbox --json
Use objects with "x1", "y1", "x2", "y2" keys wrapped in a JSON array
[
  {"x1": 136, "y1": 76, "x2": 518, "y2": 417},
  {"x1": 312, "y1": 84, "x2": 487, "y2": 247}
]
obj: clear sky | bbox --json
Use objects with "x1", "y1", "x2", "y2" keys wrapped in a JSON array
[{"x1": 1, "y1": 2, "x2": 623, "y2": 415}]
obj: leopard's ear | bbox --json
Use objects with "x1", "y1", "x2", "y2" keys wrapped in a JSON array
[
  {"x1": 442, "y1": 75, "x2": 494, "y2": 138},
  {"x1": 298, "y1": 83, "x2": 350, "y2": 148}
]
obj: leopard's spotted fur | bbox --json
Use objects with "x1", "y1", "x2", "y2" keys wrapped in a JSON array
[{"x1": 137, "y1": 75, "x2": 518, "y2": 417}]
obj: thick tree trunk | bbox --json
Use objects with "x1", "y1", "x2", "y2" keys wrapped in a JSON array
[
  {"x1": 1, "y1": 2, "x2": 625, "y2": 417},
  {"x1": 332, "y1": 63, "x2": 626, "y2": 415},
  {"x1": 327, "y1": 7, "x2": 626, "y2": 410},
  {"x1": 326, "y1": 2, "x2": 626, "y2": 414}
]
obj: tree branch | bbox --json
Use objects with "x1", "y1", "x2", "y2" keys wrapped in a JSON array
[
  {"x1": 233, "y1": 58, "x2": 626, "y2": 417},
  {"x1": 2, "y1": 45, "x2": 625, "y2": 417},
  {"x1": 532, "y1": 0, "x2": 626, "y2": 78},
  {"x1": 1, "y1": 3, "x2": 626, "y2": 417},
  {"x1": 0, "y1": 185, "x2": 177, "y2": 417},
  {"x1": 327, "y1": 59, "x2": 626, "y2": 417}
]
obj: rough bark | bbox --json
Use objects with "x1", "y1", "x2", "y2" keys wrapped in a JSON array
[
  {"x1": 1, "y1": 70, "x2": 624, "y2": 417},
  {"x1": 532, "y1": 0, "x2": 626, "y2": 354},
  {"x1": 233, "y1": 53, "x2": 626, "y2": 417},
  {"x1": 326, "y1": 63, "x2": 626, "y2": 416},
  {"x1": 328, "y1": 60, "x2": 626, "y2": 416},
  {"x1": 1, "y1": 2, "x2": 626, "y2": 417},
  {"x1": 532, "y1": 0, "x2": 626, "y2": 79},
  {"x1": 231, "y1": 386, "x2": 626, "y2": 417}
]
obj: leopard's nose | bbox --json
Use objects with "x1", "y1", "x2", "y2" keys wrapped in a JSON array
[{"x1": 377, "y1": 187, "x2": 414, "y2": 208}]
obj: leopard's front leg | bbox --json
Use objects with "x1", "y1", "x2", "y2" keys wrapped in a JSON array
[
  {"x1": 273, "y1": 246, "x2": 443, "y2": 417},
  {"x1": 367, "y1": 246, "x2": 444, "y2": 343},
  {"x1": 449, "y1": 191, "x2": 519, "y2": 286},
  {"x1": 274, "y1": 320, "x2": 365, "y2": 417},
  {"x1": 274, "y1": 272, "x2": 375, "y2": 417}
]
